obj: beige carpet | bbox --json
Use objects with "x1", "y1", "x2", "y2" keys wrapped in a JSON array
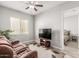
[
  {"x1": 29, "y1": 44, "x2": 71, "y2": 58},
  {"x1": 67, "y1": 41, "x2": 78, "y2": 48},
  {"x1": 29, "y1": 44, "x2": 54, "y2": 58},
  {"x1": 64, "y1": 46, "x2": 79, "y2": 58}
]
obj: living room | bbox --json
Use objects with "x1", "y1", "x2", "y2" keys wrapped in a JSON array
[{"x1": 0, "y1": 0, "x2": 79, "y2": 58}]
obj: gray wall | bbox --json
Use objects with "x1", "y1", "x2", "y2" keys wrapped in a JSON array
[
  {"x1": 0, "y1": 6, "x2": 34, "y2": 42},
  {"x1": 64, "y1": 15, "x2": 78, "y2": 35},
  {"x1": 35, "y1": 6, "x2": 62, "y2": 49},
  {"x1": 35, "y1": 1, "x2": 79, "y2": 49}
]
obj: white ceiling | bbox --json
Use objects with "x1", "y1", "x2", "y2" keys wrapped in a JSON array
[
  {"x1": 0, "y1": 1, "x2": 65, "y2": 15},
  {"x1": 64, "y1": 7, "x2": 79, "y2": 17}
]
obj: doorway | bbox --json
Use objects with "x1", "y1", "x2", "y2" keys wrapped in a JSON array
[{"x1": 63, "y1": 7, "x2": 79, "y2": 57}]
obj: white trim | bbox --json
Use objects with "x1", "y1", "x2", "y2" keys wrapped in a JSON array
[
  {"x1": 61, "y1": 10, "x2": 64, "y2": 50},
  {"x1": 77, "y1": 14, "x2": 79, "y2": 48}
]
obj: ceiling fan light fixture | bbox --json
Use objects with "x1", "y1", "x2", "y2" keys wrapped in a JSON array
[
  {"x1": 25, "y1": 1, "x2": 43, "y2": 12},
  {"x1": 35, "y1": 1, "x2": 39, "y2": 4},
  {"x1": 30, "y1": 5, "x2": 34, "y2": 8}
]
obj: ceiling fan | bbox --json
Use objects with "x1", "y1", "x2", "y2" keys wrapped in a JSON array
[{"x1": 25, "y1": 1, "x2": 43, "y2": 11}]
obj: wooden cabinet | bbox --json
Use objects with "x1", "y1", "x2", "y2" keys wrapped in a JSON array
[{"x1": 40, "y1": 38, "x2": 51, "y2": 47}]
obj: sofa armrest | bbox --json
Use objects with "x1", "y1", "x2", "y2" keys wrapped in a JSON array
[
  {"x1": 0, "y1": 45, "x2": 14, "y2": 58},
  {"x1": 20, "y1": 50, "x2": 38, "y2": 58}
]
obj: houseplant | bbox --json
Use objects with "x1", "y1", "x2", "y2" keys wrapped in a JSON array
[{"x1": 0, "y1": 29, "x2": 12, "y2": 39}]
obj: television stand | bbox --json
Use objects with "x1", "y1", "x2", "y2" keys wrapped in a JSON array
[{"x1": 40, "y1": 38, "x2": 51, "y2": 48}]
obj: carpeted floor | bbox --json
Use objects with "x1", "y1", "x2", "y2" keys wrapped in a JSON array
[
  {"x1": 67, "y1": 41, "x2": 78, "y2": 48},
  {"x1": 29, "y1": 44, "x2": 67, "y2": 58}
]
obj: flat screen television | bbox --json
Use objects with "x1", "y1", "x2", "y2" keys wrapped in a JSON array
[{"x1": 39, "y1": 29, "x2": 52, "y2": 40}]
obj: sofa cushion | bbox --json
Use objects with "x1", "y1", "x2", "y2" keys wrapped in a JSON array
[{"x1": 13, "y1": 44, "x2": 27, "y2": 54}]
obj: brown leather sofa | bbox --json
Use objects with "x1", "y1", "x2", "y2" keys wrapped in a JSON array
[{"x1": 0, "y1": 36, "x2": 38, "y2": 58}]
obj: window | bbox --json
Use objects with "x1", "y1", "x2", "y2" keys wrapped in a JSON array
[
  {"x1": 20, "y1": 20, "x2": 28, "y2": 33},
  {"x1": 10, "y1": 17, "x2": 28, "y2": 34}
]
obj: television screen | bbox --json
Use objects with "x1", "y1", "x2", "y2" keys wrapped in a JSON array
[{"x1": 39, "y1": 29, "x2": 52, "y2": 39}]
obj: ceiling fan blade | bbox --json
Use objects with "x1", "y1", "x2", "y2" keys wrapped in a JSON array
[
  {"x1": 25, "y1": 7, "x2": 29, "y2": 9},
  {"x1": 34, "y1": 8, "x2": 37, "y2": 11},
  {"x1": 35, "y1": 5, "x2": 43, "y2": 7}
]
